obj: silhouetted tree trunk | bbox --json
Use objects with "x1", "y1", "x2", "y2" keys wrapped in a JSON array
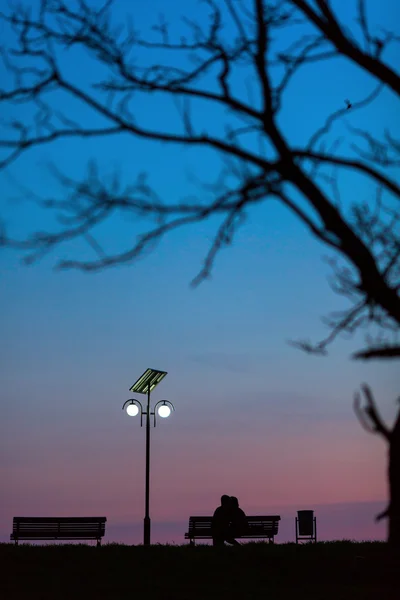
[
  {"x1": 355, "y1": 386, "x2": 400, "y2": 548},
  {"x1": 388, "y1": 411, "x2": 400, "y2": 547}
]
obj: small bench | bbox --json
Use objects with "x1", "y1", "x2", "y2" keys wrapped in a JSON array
[
  {"x1": 185, "y1": 515, "x2": 281, "y2": 545},
  {"x1": 11, "y1": 517, "x2": 107, "y2": 546}
]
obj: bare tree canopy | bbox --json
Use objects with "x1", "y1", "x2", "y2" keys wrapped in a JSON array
[{"x1": 0, "y1": 0, "x2": 399, "y2": 359}]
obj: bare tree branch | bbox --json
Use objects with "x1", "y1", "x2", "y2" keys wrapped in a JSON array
[
  {"x1": 291, "y1": 0, "x2": 400, "y2": 96},
  {"x1": 352, "y1": 345, "x2": 400, "y2": 360},
  {"x1": 354, "y1": 383, "x2": 391, "y2": 441}
]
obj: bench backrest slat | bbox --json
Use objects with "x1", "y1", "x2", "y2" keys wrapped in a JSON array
[
  {"x1": 13, "y1": 517, "x2": 106, "y2": 523},
  {"x1": 186, "y1": 515, "x2": 280, "y2": 539}
]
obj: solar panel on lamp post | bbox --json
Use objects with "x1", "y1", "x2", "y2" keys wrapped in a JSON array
[{"x1": 122, "y1": 368, "x2": 174, "y2": 546}]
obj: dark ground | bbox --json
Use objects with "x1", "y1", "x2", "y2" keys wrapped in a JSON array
[{"x1": 1, "y1": 541, "x2": 398, "y2": 599}]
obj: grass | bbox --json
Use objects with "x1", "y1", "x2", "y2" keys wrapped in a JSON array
[{"x1": 1, "y1": 541, "x2": 398, "y2": 599}]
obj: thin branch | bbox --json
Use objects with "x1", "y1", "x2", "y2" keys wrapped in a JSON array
[
  {"x1": 355, "y1": 383, "x2": 392, "y2": 441},
  {"x1": 354, "y1": 391, "x2": 376, "y2": 434},
  {"x1": 307, "y1": 83, "x2": 383, "y2": 150},
  {"x1": 289, "y1": 299, "x2": 367, "y2": 356},
  {"x1": 294, "y1": 151, "x2": 400, "y2": 199}
]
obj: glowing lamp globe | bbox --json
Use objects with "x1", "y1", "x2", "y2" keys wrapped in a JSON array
[
  {"x1": 158, "y1": 404, "x2": 171, "y2": 418},
  {"x1": 126, "y1": 403, "x2": 139, "y2": 417}
]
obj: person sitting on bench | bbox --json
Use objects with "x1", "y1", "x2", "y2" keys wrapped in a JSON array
[
  {"x1": 226, "y1": 496, "x2": 247, "y2": 545},
  {"x1": 211, "y1": 494, "x2": 232, "y2": 546}
]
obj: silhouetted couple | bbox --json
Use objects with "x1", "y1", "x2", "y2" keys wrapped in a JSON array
[{"x1": 211, "y1": 495, "x2": 247, "y2": 546}]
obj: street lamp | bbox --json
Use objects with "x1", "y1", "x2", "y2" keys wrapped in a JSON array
[{"x1": 122, "y1": 368, "x2": 174, "y2": 546}]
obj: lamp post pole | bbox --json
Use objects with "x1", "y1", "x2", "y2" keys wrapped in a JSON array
[
  {"x1": 144, "y1": 382, "x2": 151, "y2": 546},
  {"x1": 123, "y1": 368, "x2": 173, "y2": 546}
]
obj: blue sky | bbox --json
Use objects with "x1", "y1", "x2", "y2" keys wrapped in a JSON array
[{"x1": 1, "y1": 0, "x2": 399, "y2": 544}]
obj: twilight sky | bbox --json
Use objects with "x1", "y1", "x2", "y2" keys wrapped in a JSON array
[{"x1": 1, "y1": 0, "x2": 399, "y2": 545}]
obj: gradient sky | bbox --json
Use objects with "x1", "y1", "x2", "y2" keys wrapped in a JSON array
[{"x1": 1, "y1": 0, "x2": 399, "y2": 545}]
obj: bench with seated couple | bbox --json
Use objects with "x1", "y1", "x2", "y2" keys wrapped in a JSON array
[{"x1": 185, "y1": 515, "x2": 281, "y2": 545}]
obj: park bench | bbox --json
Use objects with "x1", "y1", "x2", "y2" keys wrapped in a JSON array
[
  {"x1": 10, "y1": 516, "x2": 107, "y2": 546},
  {"x1": 185, "y1": 515, "x2": 281, "y2": 545}
]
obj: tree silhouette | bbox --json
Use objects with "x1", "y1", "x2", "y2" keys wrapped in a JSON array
[{"x1": 0, "y1": 0, "x2": 399, "y2": 543}]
